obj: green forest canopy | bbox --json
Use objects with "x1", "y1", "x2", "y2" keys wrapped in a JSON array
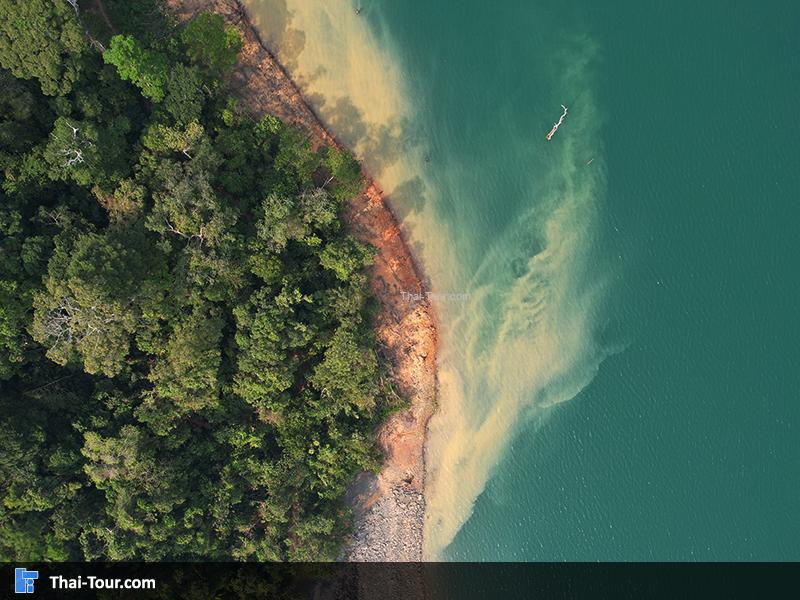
[{"x1": 0, "y1": 0, "x2": 398, "y2": 561}]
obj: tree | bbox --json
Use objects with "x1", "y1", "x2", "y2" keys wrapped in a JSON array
[
  {"x1": 148, "y1": 305, "x2": 224, "y2": 412},
  {"x1": 0, "y1": 0, "x2": 86, "y2": 96},
  {"x1": 146, "y1": 159, "x2": 235, "y2": 248},
  {"x1": 0, "y1": 368, "x2": 95, "y2": 561},
  {"x1": 143, "y1": 120, "x2": 205, "y2": 159},
  {"x1": 44, "y1": 116, "x2": 130, "y2": 189},
  {"x1": 0, "y1": 70, "x2": 50, "y2": 159},
  {"x1": 272, "y1": 125, "x2": 321, "y2": 191},
  {"x1": 310, "y1": 325, "x2": 380, "y2": 413},
  {"x1": 163, "y1": 64, "x2": 204, "y2": 125},
  {"x1": 95, "y1": 179, "x2": 145, "y2": 222},
  {"x1": 103, "y1": 35, "x2": 168, "y2": 101},
  {"x1": 81, "y1": 424, "x2": 190, "y2": 559},
  {"x1": 285, "y1": 513, "x2": 341, "y2": 561},
  {"x1": 44, "y1": 118, "x2": 95, "y2": 184},
  {"x1": 0, "y1": 204, "x2": 35, "y2": 379},
  {"x1": 319, "y1": 235, "x2": 374, "y2": 281},
  {"x1": 324, "y1": 146, "x2": 364, "y2": 201},
  {"x1": 181, "y1": 13, "x2": 242, "y2": 77},
  {"x1": 0, "y1": 280, "x2": 29, "y2": 379},
  {"x1": 307, "y1": 430, "x2": 379, "y2": 501},
  {"x1": 255, "y1": 193, "x2": 306, "y2": 253},
  {"x1": 29, "y1": 228, "x2": 161, "y2": 377},
  {"x1": 233, "y1": 285, "x2": 316, "y2": 412}
]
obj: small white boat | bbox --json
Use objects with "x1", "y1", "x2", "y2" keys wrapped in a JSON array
[{"x1": 546, "y1": 104, "x2": 568, "y2": 141}]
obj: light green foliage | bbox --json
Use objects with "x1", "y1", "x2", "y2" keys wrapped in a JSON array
[
  {"x1": 143, "y1": 120, "x2": 205, "y2": 157},
  {"x1": 254, "y1": 187, "x2": 340, "y2": 254},
  {"x1": 319, "y1": 235, "x2": 374, "y2": 281},
  {"x1": 285, "y1": 514, "x2": 339, "y2": 561},
  {"x1": 101, "y1": 179, "x2": 145, "y2": 221},
  {"x1": 181, "y1": 13, "x2": 242, "y2": 76},
  {"x1": 103, "y1": 35, "x2": 168, "y2": 101},
  {"x1": 256, "y1": 193, "x2": 305, "y2": 252},
  {"x1": 310, "y1": 326, "x2": 380, "y2": 412},
  {"x1": 82, "y1": 426, "x2": 153, "y2": 491},
  {"x1": 0, "y1": 0, "x2": 85, "y2": 96},
  {"x1": 146, "y1": 160, "x2": 236, "y2": 249},
  {"x1": 234, "y1": 285, "x2": 316, "y2": 411},
  {"x1": 81, "y1": 424, "x2": 190, "y2": 559},
  {"x1": 148, "y1": 306, "x2": 224, "y2": 411}
]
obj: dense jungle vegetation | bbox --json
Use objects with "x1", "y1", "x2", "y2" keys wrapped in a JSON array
[{"x1": 0, "y1": 0, "x2": 395, "y2": 560}]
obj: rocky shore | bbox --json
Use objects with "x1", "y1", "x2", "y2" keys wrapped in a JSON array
[{"x1": 169, "y1": 0, "x2": 437, "y2": 562}]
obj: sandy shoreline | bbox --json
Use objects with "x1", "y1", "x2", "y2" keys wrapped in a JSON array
[{"x1": 169, "y1": 0, "x2": 438, "y2": 561}]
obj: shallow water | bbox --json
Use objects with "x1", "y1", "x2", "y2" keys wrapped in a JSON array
[{"x1": 243, "y1": 0, "x2": 800, "y2": 560}]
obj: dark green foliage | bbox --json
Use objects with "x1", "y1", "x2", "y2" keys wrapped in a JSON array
[
  {"x1": 181, "y1": 13, "x2": 242, "y2": 77},
  {"x1": 0, "y1": 279, "x2": 27, "y2": 379},
  {"x1": 0, "y1": 71, "x2": 51, "y2": 161},
  {"x1": 148, "y1": 304, "x2": 224, "y2": 412},
  {"x1": 92, "y1": 0, "x2": 171, "y2": 46},
  {"x1": 0, "y1": 5, "x2": 388, "y2": 563},
  {"x1": 324, "y1": 146, "x2": 364, "y2": 201},
  {"x1": 44, "y1": 115, "x2": 131, "y2": 188},
  {"x1": 164, "y1": 64, "x2": 204, "y2": 125},
  {"x1": 0, "y1": 0, "x2": 85, "y2": 96}
]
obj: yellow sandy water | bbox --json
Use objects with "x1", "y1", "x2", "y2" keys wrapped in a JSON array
[{"x1": 242, "y1": 0, "x2": 610, "y2": 559}]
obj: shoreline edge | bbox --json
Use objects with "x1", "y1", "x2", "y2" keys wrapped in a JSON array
[{"x1": 168, "y1": 0, "x2": 438, "y2": 562}]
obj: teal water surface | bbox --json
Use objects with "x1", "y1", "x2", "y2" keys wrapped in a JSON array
[
  {"x1": 246, "y1": 0, "x2": 800, "y2": 560},
  {"x1": 368, "y1": 0, "x2": 800, "y2": 560}
]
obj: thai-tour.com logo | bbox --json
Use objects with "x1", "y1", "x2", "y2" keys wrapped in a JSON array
[
  {"x1": 14, "y1": 568, "x2": 38, "y2": 594},
  {"x1": 14, "y1": 567, "x2": 156, "y2": 594}
]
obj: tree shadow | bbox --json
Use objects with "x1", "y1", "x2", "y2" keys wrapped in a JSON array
[
  {"x1": 386, "y1": 176, "x2": 426, "y2": 220},
  {"x1": 243, "y1": 0, "x2": 306, "y2": 71}
]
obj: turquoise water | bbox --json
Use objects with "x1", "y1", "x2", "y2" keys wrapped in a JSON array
[{"x1": 246, "y1": 0, "x2": 800, "y2": 559}]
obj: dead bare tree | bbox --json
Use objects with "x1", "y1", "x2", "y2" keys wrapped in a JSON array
[
  {"x1": 56, "y1": 122, "x2": 89, "y2": 168},
  {"x1": 61, "y1": 147, "x2": 84, "y2": 167},
  {"x1": 41, "y1": 296, "x2": 127, "y2": 349},
  {"x1": 41, "y1": 208, "x2": 65, "y2": 228},
  {"x1": 64, "y1": 1, "x2": 107, "y2": 52},
  {"x1": 163, "y1": 218, "x2": 207, "y2": 246}
]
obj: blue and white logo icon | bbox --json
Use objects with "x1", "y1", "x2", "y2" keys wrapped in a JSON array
[{"x1": 14, "y1": 568, "x2": 38, "y2": 594}]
